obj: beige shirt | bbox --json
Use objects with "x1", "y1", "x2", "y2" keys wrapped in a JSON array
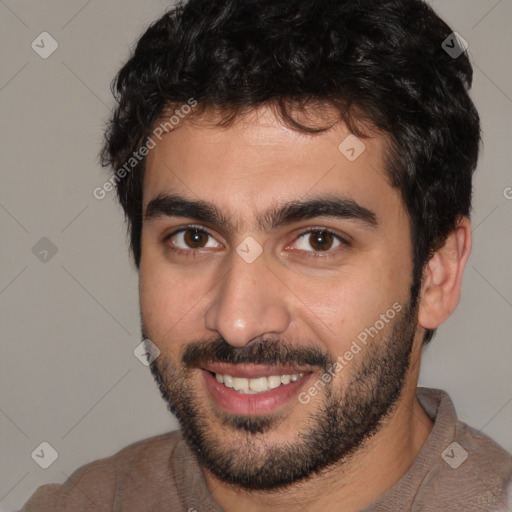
[{"x1": 19, "y1": 387, "x2": 512, "y2": 512}]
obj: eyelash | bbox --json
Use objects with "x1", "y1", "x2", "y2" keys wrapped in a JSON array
[{"x1": 162, "y1": 225, "x2": 350, "y2": 259}]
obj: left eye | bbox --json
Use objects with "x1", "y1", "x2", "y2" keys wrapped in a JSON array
[{"x1": 292, "y1": 230, "x2": 344, "y2": 252}]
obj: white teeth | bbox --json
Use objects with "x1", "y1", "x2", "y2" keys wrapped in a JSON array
[
  {"x1": 249, "y1": 377, "x2": 269, "y2": 392},
  {"x1": 214, "y1": 372, "x2": 304, "y2": 393},
  {"x1": 267, "y1": 376, "x2": 282, "y2": 389},
  {"x1": 232, "y1": 377, "x2": 249, "y2": 391}
]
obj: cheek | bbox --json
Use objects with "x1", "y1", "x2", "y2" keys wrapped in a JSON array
[
  {"x1": 139, "y1": 244, "x2": 183, "y2": 343},
  {"x1": 138, "y1": 251, "x2": 215, "y2": 347},
  {"x1": 140, "y1": 269, "x2": 178, "y2": 330},
  {"x1": 289, "y1": 258, "x2": 409, "y2": 358}
]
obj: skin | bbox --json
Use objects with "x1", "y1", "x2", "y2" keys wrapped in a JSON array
[{"x1": 139, "y1": 105, "x2": 472, "y2": 512}]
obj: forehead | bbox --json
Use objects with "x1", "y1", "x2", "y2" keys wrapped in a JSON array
[{"x1": 143, "y1": 106, "x2": 402, "y2": 225}]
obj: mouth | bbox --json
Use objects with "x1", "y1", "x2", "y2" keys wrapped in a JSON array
[
  {"x1": 209, "y1": 371, "x2": 305, "y2": 394},
  {"x1": 200, "y1": 363, "x2": 315, "y2": 416}
]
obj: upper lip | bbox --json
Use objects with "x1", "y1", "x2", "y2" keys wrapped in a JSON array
[{"x1": 201, "y1": 362, "x2": 314, "y2": 379}]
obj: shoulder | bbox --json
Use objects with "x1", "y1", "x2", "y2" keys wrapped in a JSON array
[
  {"x1": 19, "y1": 430, "x2": 184, "y2": 512},
  {"x1": 414, "y1": 387, "x2": 512, "y2": 511},
  {"x1": 458, "y1": 420, "x2": 512, "y2": 467},
  {"x1": 454, "y1": 421, "x2": 512, "y2": 509}
]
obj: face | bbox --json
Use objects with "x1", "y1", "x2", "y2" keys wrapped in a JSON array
[{"x1": 139, "y1": 106, "x2": 422, "y2": 490}]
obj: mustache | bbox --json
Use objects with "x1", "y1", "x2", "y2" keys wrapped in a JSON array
[{"x1": 181, "y1": 336, "x2": 333, "y2": 372}]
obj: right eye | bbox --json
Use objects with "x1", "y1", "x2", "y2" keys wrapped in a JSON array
[{"x1": 164, "y1": 227, "x2": 223, "y2": 254}]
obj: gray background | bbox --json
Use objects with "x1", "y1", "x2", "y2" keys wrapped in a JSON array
[{"x1": 1, "y1": 0, "x2": 511, "y2": 510}]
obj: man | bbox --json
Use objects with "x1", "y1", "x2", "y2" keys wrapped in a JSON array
[{"x1": 20, "y1": 0, "x2": 512, "y2": 510}]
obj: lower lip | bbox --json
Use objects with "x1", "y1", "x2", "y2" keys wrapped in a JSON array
[{"x1": 201, "y1": 369, "x2": 313, "y2": 416}]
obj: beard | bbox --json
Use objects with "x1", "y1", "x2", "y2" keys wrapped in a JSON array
[{"x1": 142, "y1": 294, "x2": 419, "y2": 492}]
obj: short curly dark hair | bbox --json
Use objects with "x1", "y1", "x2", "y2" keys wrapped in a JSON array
[{"x1": 100, "y1": 0, "x2": 480, "y2": 346}]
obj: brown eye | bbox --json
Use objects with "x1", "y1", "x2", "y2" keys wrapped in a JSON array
[
  {"x1": 309, "y1": 231, "x2": 335, "y2": 251},
  {"x1": 183, "y1": 229, "x2": 208, "y2": 248},
  {"x1": 293, "y1": 229, "x2": 344, "y2": 253},
  {"x1": 167, "y1": 228, "x2": 221, "y2": 251}
]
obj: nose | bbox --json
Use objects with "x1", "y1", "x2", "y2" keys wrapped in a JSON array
[{"x1": 203, "y1": 246, "x2": 291, "y2": 347}]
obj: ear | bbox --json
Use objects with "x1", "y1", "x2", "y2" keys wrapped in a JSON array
[{"x1": 417, "y1": 216, "x2": 472, "y2": 330}]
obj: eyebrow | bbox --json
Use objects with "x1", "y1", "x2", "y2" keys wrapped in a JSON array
[{"x1": 144, "y1": 193, "x2": 378, "y2": 232}]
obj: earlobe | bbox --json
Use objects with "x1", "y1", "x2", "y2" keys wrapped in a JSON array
[{"x1": 417, "y1": 216, "x2": 472, "y2": 330}]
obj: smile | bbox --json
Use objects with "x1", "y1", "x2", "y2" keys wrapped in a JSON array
[
  {"x1": 201, "y1": 366, "x2": 314, "y2": 416},
  {"x1": 213, "y1": 372, "x2": 305, "y2": 394}
]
